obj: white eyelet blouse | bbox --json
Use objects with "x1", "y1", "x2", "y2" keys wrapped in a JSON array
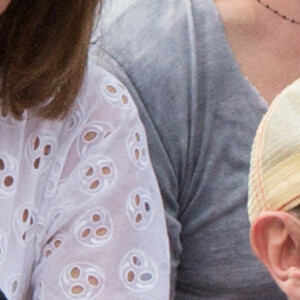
[{"x1": 0, "y1": 64, "x2": 170, "y2": 300}]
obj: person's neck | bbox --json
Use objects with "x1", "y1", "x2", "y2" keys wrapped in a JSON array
[
  {"x1": 219, "y1": 0, "x2": 300, "y2": 30},
  {"x1": 214, "y1": 0, "x2": 300, "y2": 105},
  {"x1": 259, "y1": 0, "x2": 300, "y2": 22}
]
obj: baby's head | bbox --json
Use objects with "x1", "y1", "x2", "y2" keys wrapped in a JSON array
[
  {"x1": 248, "y1": 79, "x2": 300, "y2": 300},
  {"x1": 0, "y1": 290, "x2": 7, "y2": 300}
]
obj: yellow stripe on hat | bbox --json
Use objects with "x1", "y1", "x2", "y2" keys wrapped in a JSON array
[{"x1": 248, "y1": 78, "x2": 300, "y2": 222}]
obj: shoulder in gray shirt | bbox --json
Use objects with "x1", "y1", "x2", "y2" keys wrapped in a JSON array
[{"x1": 91, "y1": 0, "x2": 286, "y2": 298}]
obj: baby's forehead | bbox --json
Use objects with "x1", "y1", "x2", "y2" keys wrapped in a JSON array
[{"x1": 248, "y1": 78, "x2": 300, "y2": 223}]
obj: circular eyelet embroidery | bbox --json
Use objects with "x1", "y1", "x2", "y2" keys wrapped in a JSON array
[
  {"x1": 77, "y1": 122, "x2": 113, "y2": 158},
  {"x1": 119, "y1": 250, "x2": 157, "y2": 292},
  {"x1": 59, "y1": 262, "x2": 105, "y2": 299},
  {"x1": 74, "y1": 207, "x2": 113, "y2": 247},
  {"x1": 44, "y1": 158, "x2": 64, "y2": 199},
  {"x1": 43, "y1": 232, "x2": 65, "y2": 258},
  {"x1": 127, "y1": 189, "x2": 154, "y2": 231},
  {"x1": 50, "y1": 205, "x2": 66, "y2": 222},
  {"x1": 63, "y1": 102, "x2": 85, "y2": 134},
  {"x1": 13, "y1": 204, "x2": 38, "y2": 246},
  {"x1": 0, "y1": 153, "x2": 18, "y2": 198},
  {"x1": 26, "y1": 132, "x2": 57, "y2": 173},
  {"x1": 102, "y1": 76, "x2": 133, "y2": 109},
  {"x1": 127, "y1": 127, "x2": 149, "y2": 170},
  {"x1": 6, "y1": 275, "x2": 22, "y2": 300},
  {"x1": 78, "y1": 156, "x2": 116, "y2": 195}
]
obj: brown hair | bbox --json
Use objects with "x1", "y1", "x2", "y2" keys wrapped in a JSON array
[{"x1": 0, "y1": 0, "x2": 101, "y2": 119}]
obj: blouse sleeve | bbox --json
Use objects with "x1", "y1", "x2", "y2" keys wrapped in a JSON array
[{"x1": 30, "y1": 66, "x2": 170, "y2": 299}]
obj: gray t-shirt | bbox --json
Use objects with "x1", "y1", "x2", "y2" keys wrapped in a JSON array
[{"x1": 91, "y1": 0, "x2": 286, "y2": 298}]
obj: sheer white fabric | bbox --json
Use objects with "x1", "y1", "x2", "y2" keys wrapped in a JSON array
[{"x1": 0, "y1": 64, "x2": 170, "y2": 299}]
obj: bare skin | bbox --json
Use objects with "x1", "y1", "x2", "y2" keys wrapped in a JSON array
[
  {"x1": 0, "y1": 0, "x2": 10, "y2": 15},
  {"x1": 215, "y1": 0, "x2": 300, "y2": 105}
]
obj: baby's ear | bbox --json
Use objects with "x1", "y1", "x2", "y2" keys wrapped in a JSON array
[{"x1": 250, "y1": 211, "x2": 300, "y2": 299}]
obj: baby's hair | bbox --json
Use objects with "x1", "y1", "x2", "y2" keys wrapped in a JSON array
[
  {"x1": 288, "y1": 204, "x2": 300, "y2": 219},
  {"x1": 0, "y1": 289, "x2": 7, "y2": 300},
  {"x1": 0, "y1": 0, "x2": 101, "y2": 119}
]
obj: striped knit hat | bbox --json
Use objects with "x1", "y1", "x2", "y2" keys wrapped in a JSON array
[{"x1": 248, "y1": 79, "x2": 300, "y2": 222}]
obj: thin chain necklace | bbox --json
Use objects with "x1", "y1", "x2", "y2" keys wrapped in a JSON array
[{"x1": 256, "y1": 0, "x2": 300, "y2": 25}]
